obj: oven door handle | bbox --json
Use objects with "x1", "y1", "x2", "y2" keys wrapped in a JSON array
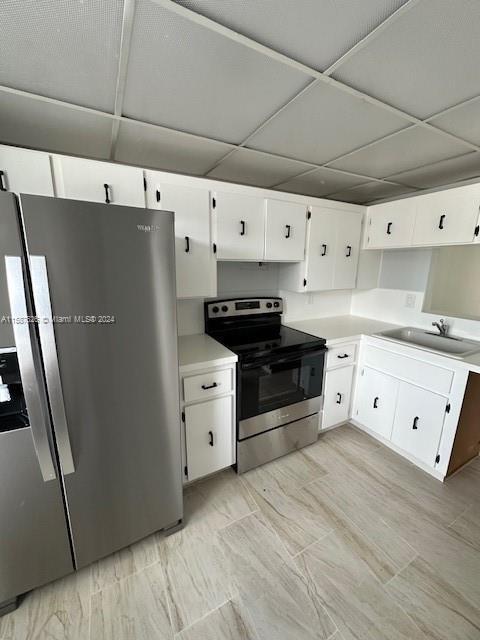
[{"x1": 241, "y1": 347, "x2": 327, "y2": 370}]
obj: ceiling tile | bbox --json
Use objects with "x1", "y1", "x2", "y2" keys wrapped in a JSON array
[
  {"x1": 247, "y1": 82, "x2": 410, "y2": 165},
  {"x1": 328, "y1": 126, "x2": 471, "y2": 178},
  {"x1": 274, "y1": 168, "x2": 367, "y2": 198},
  {"x1": 173, "y1": 0, "x2": 408, "y2": 71},
  {"x1": 328, "y1": 181, "x2": 417, "y2": 204},
  {"x1": 207, "y1": 148, "x2": 315, "y2": 187},
  {"x1": 0, "y1": 0, "x2": 123, "y2": 112},
  {"x1": 114, "y1": 120, "x2": 234, "y2": 175},
  {"x1": 429, "y1": 98, "x2": 480, "y2": 146},
  {"x1": 0, "y1": 91, "x2": 113, "y2": 159},
  {"x1": 333, "y1": 0, "x2": 480, "y2": 119},
  {"x1": 123, "y1": 0, "x2": 310, "y2": 144},
  {"x1": 388, "y1": 153, "x2": 480, "y2": 189}
]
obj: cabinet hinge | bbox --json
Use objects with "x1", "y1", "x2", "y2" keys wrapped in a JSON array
[
  {"x1": 184, "y1": 465, "x2": 188, "y2": 477},
  {"x1": 212, "y1": 197, "x2": 216, "y2": 209},
  {"x1": 156, "y1": 189, "x2": 161, "y2": 203},
  {"x1": 143, "y1": 176, "x2": 147, "y2": 192},
  {"x1": 307, "y1": 210, "x2": 311, "y2": 220},
  {"x1": 213, "y1": 242, "x2": 217, "y2": 254},
  {"x1": 445, "y1": 403, "x2": 451, "y2": 414},
  {"x1": 303, "y1": 278, "x2": 307, "y2": 287},
  {"x1": 181, "y1": 411, "x2": 185, "y2": 422},
  {"x1": 435, "y1": 454, "x2": 440, "y2": 464},
  {"x1": 475, "y1": 225, "x2": 479, "y2": 237}
]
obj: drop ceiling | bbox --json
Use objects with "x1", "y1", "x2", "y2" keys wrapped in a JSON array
[{"x1": 1, "y1": 0, "x2": 480, "y2": 204}]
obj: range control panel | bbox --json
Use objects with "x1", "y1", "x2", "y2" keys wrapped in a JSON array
[{"x1": 206, "y1": 297, "x2": 283, "y2": 319}]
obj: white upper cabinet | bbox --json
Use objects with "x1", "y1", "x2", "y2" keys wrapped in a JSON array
[
  {"x1": 52, "y1": 156, "x2": 145, "y2": 207},
  {"x1": 0, "y1": 145, "x2": 54, "y2": 196},
  {"x1": 304, "y1": 207, "x2": 337, "y2": 290},
  {"x1": 412, "y1": 183, "x2": 480, "y2": 246},
  {"x1": 145, "y1": 175, "x2": 216, "y2": 299},
  {"x1": 264, "y1": 199, "x2": 307, "y2": 261},
  {"x1": 333, "y1": 211, "x2": 362, "y2": 290},
  {"x1": 366, "y1": 199, "x2": 416, "y2": 249},
  {"x1": 213, "y1": 191, "x2": 266, "y2": 261}
]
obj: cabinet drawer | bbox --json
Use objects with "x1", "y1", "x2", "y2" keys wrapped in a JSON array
[
  {"x1": 364, "y1": 345, "x2": 453, "y2": 395},
  {"x1": 327, "y1": 343, "x2": 357, "y2": 369},
  {"x1": 185, "y1": 396, "x2": 234, "y2": 481},
  {"x1": 183, "y1": 368, "x2": 233, "y2": 403}
]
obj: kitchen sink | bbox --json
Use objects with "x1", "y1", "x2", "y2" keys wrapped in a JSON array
[{"x1": 374, "y1": 327, "x2": 480, "y2": 359}]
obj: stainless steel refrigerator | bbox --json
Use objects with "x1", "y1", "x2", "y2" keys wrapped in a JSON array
[{"x1": 0, "y1": 192, "x2": 183, "y2": 615}]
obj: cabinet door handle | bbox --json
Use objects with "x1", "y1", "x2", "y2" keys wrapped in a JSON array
[
  {"x1": 337, "y1": 353, "x2": 349, "y2": 359},
  {"x1": 321, "y1": 244, "x2": 327, "y2": 256},
  {"x1": 240, "y1": 220, "x2": 246, "y2": 236},
  {"x1": 104, "y1": 183, "x2": 111, "y2": 204},
  {"x1": 208, "y1": 430, "x2": 214, "y2": 446},
  {"x1": 185, "y1": 236, "x2": 190, "y2": 253},
  {"x1": 201, "y1": 382, "x2": 218, "y2": 390},
  {"x1": 439, "y1": 214, "x2": 446, "y2": 230},
  {"x1": 346, "y1": 245, "x2": 352, "y2": 258},
  {"x1": 412, "y1": 416, "x2": 419, "y2": 430},
  {"x1": 285, "y1": 224, "x2": 291, "y2": 239},
  {"x1": 0, "y1": 170, "x2": 7, "y2": 191},
  {"x1": 373, "y1": 396, "x2": 379, "y2": 409},
  {"x1": 336, "y1": 393, "x2": 342, "y2": 404},
  {"x1": 156, "y1": 189, "x2": 161, "y2": 203},
  {"x1": 387, "y1": 222, "x2": 393, "y2": 235}
]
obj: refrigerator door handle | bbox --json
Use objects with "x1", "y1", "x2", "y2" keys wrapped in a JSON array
[
  {"x1": 4, "y1": 256, "x2": 57, "y2": 482},
  {"x1": 30, "y1": 255, "x2": 75, "y2": 476}
]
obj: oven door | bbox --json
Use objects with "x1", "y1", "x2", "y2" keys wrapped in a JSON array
[{"x1": 239, "y1": 347, "x2": 326, "y2": 436}]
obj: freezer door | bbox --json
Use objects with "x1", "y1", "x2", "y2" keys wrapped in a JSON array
[
  {"x1": 0, "y1": 192, "x2": 73, "y2": 604},
  {"x1": 19, "y1": 195, "x2": 183, "y2": 568}
]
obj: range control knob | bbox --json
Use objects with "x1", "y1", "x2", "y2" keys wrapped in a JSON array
[
  {"x1": 212, "y1": 306, "x2": 219, "y2": 313},
  {"x1": 266, "y1": 302, "x2": 273, "y2": 309},
  {"x1": 273, "y1": 301, "x2": 280, "y2": 308},
  {"x1": 221, "y1": 305, "x2": 229, "y2": 312}
]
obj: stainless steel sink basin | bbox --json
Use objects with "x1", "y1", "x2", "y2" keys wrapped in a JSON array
[{"x1": 375, "y1": 327, "x2": 480, "y2": 359}]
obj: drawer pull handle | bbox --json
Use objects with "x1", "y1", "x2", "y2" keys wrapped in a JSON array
[
  {"x1": 373, "y1": 396, "x2": 379, "y2": 409},
  {"x1": 346, "y1": 245, "x2": 352, "y2": 258},
  {"x1": 439, "y1": 214, "x2": 446, "y2": 230},
  {"x1": 208, "y1": 430, "x2": 214, "y2": 446},
  {"x1": 336, "y1": 393, "x2": 342, "y2": 404},
  {"x1": 185, "y1": 236, "x2": 190, "y2": 253},
  {"x1": 201, "y1": 382, "x2": 218, "y2": 390},
  {"x1": 387, "y1": 222, "x2": 393, "y2": 235},
  {"x1": 240, "y1": 220, "x2": 246, "y2": 236},
  {"x1": 337, "y1": 353, "x2": 349, "y2": 359},
  {"x1": 321, "y1": 244, "x2": 327, "y2": 256},
  {"x1": 0, "y1": 170, "x2": 7, "y2": 191},
  {"x1": 285, "y1": 224, "x2": 291, "y2": 239},
  {"x1": 412, "y1": 416, "x2": 419, "y2": 430}
]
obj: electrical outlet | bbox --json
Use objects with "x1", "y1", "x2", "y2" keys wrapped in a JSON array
[{"x1": 405, "y1": 293, "x2": 416, "y2": 309}]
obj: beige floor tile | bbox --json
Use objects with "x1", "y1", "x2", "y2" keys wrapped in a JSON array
[
  {"x1": 219, "y1": 512, "x2": 336, "y2": 640},
  {"x1": 0, "y1": 566, "x2": 91, "y2": 640},
  {"x1": 175, "y1": 598, "x2": 259, "y2": 640},
  {"x1": 386, "y1": 556, "x2": 480, "y2": 640},
  {"x1": 448, "y1": 502, "x2": 480, "y2": 550},
  {"x1": 323, "y1": 424, "x2": 382, "y2": 457},
  {"x1": 90, "y1": 563, "x2": 172, "y2": 640},
  {"x1": 295, "y1": 530, "x2": 427, "y2": 640}
]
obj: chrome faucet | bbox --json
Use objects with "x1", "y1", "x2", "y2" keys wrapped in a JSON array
[{"x1": 432, "y1": 318, "x2": 448, "y2": 336}]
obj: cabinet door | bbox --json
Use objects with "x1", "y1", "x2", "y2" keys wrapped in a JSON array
[
  {"x1": 367, "y1": 199, "x2": 416, "y2": 248},
  {"x1": 214, "y1": 191, "x2": 265, "y2": 260},
  {"x1": 185, "y1": 396, "x2": 234, "y2": 481},
  {"x1": 355, "y1": 367, "x2": 399, "y2": 440},
  {"x1": 146, "y1": 178, "x2": 216, "y2": 298},
  {"x1": 54, "y1": 156, "x2": 145, "y2": 207},
  {"x1": 264, "y1": 199, "x2": 307, "y2": 261},
  {"x1": 391, "y1": 382, "x2": 447, "y2": 467},
  {"x1": 305, "y1": 207, "x2": 337, "y2": 291},
  {"x1": 333, "y1": 211, "x2": 362, "y2": 290},
  {"x1": 0, "y1": 145, "x2": 54, "y2": 196},
  {"x1": 413, "y1": 184, "x2": 480, "y2": 246},
  {"x1": 322, "y1": 365, "x2": 354, "y2": 430}
]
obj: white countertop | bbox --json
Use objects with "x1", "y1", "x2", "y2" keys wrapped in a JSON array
[
  {"x1": 286, "y1": 315, "x2": 401, "y2": 345},
  {"x1": 178, "y1": 333, "x2": 237, "y2": 374}
]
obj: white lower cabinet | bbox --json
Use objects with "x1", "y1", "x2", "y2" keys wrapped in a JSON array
[
  {"x1": 184, "y1": 395, "x2": 234, "y2": 482},
  {"x1": 355, "y1": 367, "x2": 399, "y2": 440},
  {"x1": 391, "y1": 382, "x2": 447, "y2": 467},
  {"x1": 323, "y1": 365, "x2": 354, "y2": 429}
]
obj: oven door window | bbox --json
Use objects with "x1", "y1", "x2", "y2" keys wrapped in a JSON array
[{"x1": 240, "y1": 350, "x2": 324, "y2": 420}]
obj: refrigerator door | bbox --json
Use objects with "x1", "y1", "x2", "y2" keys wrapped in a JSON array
[
  {"x1": 0, "y1": 192, "x2": 73, "y2": 606},
  {"x1": 19, "y1": 195, "x2": 183, "y2": 568}
]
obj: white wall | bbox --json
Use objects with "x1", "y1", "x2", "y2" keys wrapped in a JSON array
[{"x1": 282, "y1": 289, "x2": 353, "y2": 323}]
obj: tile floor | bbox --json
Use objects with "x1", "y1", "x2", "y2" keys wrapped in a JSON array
[{"x1": 1, "y1": 424, "x2": 480, "y2": 639}]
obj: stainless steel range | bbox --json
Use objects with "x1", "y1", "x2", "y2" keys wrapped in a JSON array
[{"x1": 205, "y1": 297, "x2": 327, "y2": 473}]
